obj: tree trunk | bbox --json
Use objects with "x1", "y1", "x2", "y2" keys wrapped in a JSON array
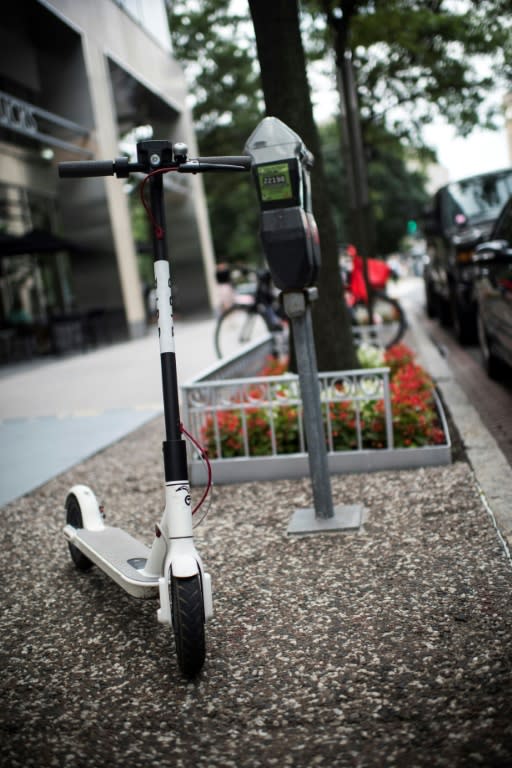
[{"x1": 248, "y1": 0, "x2": 357, "y2": 372}]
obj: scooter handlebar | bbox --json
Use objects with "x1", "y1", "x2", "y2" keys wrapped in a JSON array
[
  {"x1": 195, "y1": 155, "x2": 252, "y2": 169},
  {"x1": 58, "y1": 154, "x2": 252, "y2": 179},
  {"x1": 58, "y1": 160, "x2": 116, "y2": 178}
]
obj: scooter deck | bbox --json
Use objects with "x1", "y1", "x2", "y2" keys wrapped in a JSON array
[{"x1": 69, "y1": 526, "x2": 160, "y2": 598}]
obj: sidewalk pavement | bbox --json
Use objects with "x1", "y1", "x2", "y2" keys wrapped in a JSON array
[
  {"x1": 0, "y1": 316, "x2": 218, "y2": 508},
  {"x1": 1, "y1": 299, "x2": 511, "y2": 767},
  {"x1": 403, "y1": 290, "x2": 512, "y2": 549}
]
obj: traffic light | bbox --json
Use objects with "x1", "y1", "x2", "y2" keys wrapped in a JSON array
[{"x1": 407, "y1": 219, "x2": 418, "y2": 235}]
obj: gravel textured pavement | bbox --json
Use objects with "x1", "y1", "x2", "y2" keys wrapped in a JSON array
[{"x1": 2, "y1": 414, "x2": 512, "y2": 767}]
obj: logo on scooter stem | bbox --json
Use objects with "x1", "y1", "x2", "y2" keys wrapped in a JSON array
[{"x1": 176, "y1": 484, "x2": 191, "y2": 506}]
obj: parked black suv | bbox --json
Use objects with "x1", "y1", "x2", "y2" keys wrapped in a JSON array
[
  {"x1": 473, "y1": 194, "x2": 512, "y2": 378},
  {"x1": 423, "y1": 168, "x2": 512, "y2": 344}
]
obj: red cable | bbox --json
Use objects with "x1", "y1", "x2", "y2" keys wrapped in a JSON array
[
  {"x1": 180, "y1": 423, "x2": 212, "y2": 515},
  {"x1": 139, "y1": 167, "x2": 178, "y2": 240}
]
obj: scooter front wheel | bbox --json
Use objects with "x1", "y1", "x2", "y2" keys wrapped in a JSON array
[
  {"x1": 65, "y1": 493, "x2": 94, "y2": 571},
  {"x1": 171, "y1": 574, "x2": 206, "y2": 676}
]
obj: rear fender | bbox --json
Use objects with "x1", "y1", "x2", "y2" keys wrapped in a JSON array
[{"x1": 66, "y1": 484, "x2": 104, "y2": 531}]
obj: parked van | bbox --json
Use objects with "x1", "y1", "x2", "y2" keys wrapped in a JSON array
[{"x1": 422, "y1": 168, "x2": 512, "y2": 344}]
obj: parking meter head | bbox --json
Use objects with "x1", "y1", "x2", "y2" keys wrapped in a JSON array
[{"x1": 245, "y1": 117, "x2": 320, "y2": 292}]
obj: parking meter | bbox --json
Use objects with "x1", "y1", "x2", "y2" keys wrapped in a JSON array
[{"x1": 245, "y1": 117, "x2": 320, "y2": 291}]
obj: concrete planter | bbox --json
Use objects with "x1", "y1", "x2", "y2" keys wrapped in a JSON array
[{"x1": 181, "y1": 338, "x2": 451, "y2": 485}]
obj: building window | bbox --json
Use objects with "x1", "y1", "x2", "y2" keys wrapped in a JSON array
[{"x1": 111, "y1": 0, "x2": 172, "y2": 51}]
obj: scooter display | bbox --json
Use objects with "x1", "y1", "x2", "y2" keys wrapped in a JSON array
[{"x1": 59, "y1": 140, "x2": 251, "y2": 676}]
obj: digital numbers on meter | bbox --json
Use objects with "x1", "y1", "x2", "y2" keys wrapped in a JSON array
[
  {"x1": 258, "y1": 163, "x2": 293, "y2": 202},
  {"x1": 264, "y1": 174, "x2": 286, "y2": 185}
]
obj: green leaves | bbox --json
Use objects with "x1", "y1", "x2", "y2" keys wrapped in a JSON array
[
  {"x1": 347, "y1": 0, "x2": 511, "y2": 141},
  {"x1": 169, "y1": 0, "x2": 263, "y2": 263},
  {"x1": 167, "y1": 0, "x2": 510, "y2": 270}
]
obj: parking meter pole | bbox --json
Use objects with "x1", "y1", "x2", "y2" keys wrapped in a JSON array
[
  {"x1": 283, "y1": 290, "x2": 334, "y2": 519},
  {"x1": 245, "y1": 117, "x2": 362, "y2": 534}
]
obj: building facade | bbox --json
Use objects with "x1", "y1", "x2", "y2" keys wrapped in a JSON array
[{"x1": 0, "y1": 0, "x2": 216, "y2": 347}]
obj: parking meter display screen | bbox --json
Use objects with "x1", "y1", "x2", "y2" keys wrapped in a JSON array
[{"x1": 257, "y1": 163, "x2": 293, "y2": 203}]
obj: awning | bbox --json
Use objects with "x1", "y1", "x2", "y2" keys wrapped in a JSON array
[{"x1": 0, "y1": 228, "x2": 84, "y2": 257}]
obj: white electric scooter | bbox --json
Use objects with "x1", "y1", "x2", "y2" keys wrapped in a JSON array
[{"x1": 59, "y1": 140, "x2": 251, "y2": 676}]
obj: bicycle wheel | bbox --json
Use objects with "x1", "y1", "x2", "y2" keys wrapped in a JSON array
[
  {"x1": 215, "y1": 305, "x2": 270, "y2": 358},
  {"x1": 171, "y1": 574, "x2": 206, "y2": 677},
  {"x1": 351, "y1": 291, "x2": 406, "y2": 349}
]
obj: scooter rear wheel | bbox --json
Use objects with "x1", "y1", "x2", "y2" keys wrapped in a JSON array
[
  {"x1": 65, "y1": 493, "x2": 94, "y2": 571},
  {"x1": 171, "y1": 574, "x2": 206, "y2": 676}
]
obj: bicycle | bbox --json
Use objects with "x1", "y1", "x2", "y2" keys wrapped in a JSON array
[
  {"x1": 342, "y1": 244, "x2": 407, "y2": 349},
  {"x1": 214, "y1": 266, "x2": 288, "y2": 358},
  {"x1": 59, "y1": 140, "x2": 251, "y2": 677},
  {"x1": 214, "y1": 249, "x2": 406, "y2": 358}
]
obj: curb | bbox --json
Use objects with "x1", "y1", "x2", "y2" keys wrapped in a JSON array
[{"x1": 407, "y1": 312, "x2": 512, "y2": 550}]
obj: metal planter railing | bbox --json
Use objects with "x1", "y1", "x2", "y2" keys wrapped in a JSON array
[
  {"x1": 181, "y1": 355, "x2": 451, "y2": 485},
  {"x1": 183, "y1": 367, "x2": 393, "y2": 458}
]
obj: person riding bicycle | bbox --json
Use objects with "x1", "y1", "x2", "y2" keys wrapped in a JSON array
[{"x1": 344, "y1": 243, "x2": 392, "y2": 304}]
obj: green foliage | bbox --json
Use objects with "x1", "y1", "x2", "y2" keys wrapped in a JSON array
[
  {"x1": 318, "y1": 120, "x2": 348, "y2": 245},
  {"x1": 169, "y1": 1, "x2": 259, "y2": 132},
  {"x1": 320, "y1": 118, "x2": 429, "y2": 252},
  {"x1": 308, "y1": 0, "x2": 511, "y2": 144},
  {"x1": 365, "y1": 122, "x2": 429, "y2": 253},
  {"x1": 168, "y1": 0, "x2": 509, "y2": 261},
  {"x1": 169, "y1": 0, "x2": 263, "y2": 265}
]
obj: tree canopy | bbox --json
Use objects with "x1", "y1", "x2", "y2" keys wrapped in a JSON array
[
  {"x1": 167, "y1": 0, "x2": 509, "y2": 369},
  {"x1": 320, "y1": 120, "x2": 429, "y2": 254},
  {"x1": 169, "y1": 0, "x2": 263, "y2": 264},
  {"x1": 169, "y1": 0, "x2": 509, "y2": 262},
  {"x1": 313, "y1": 0, "x2": 512, "y2": 145}
]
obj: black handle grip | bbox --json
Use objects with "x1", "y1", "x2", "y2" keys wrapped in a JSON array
[
  {"x1": 58, "y1": 160, "x2": 115, "y2": 178},
  {"x1": 196, "y1": 155, "x2": 252, "y2": 169}
]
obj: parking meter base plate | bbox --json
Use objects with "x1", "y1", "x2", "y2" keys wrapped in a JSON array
[{"x1": 287, "y1": 504, "x2": 363, "y2": 536}]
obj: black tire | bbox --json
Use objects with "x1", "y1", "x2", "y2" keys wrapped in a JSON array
[
  {"x1": 438, "y1": 295, "x2": 452, "y2": 328},
  {"x1": 351, "y1": 292, "x2": 406, "y2": 349},
  {"x1": 171, "y1": 574, "x2": 206, "y2": 677},
  {"x1": 477, "y1": 306, "x2": 503, "y2": 380},
  {"x1": 425, "y1": 281, "x2": 437, "y2": 318},
  {"x1": 215, "y1": 304, "x2": 270, "y2": 358},
  {"x1": 65, "y1": 493, "x2": 94, "y2": 571},
  {"x1": 450, "y1": 286, "x2": 477, "y2": 345}
]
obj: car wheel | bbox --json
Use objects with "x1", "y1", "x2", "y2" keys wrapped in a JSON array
[
  {"x1": 438, "y1": 295, "x2": 452, "y2": 328},
  {"x1": 425, "y1": 281, "x2": 437, "y2": 318},
  {"x1": 451, "y1": 292, "x2": 477, "y2": 345},
  {"x1": 477, "y1": 306, "x2": 502, "y2": 379}
]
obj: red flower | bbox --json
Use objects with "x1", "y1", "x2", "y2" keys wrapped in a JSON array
[{"x1": 201, "y1": 344, "x2": 446, "y2": 457}]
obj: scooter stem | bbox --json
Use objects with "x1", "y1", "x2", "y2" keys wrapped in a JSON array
[{"x1": 149, "y1": 172, "x2": 188, "y2": 483}]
